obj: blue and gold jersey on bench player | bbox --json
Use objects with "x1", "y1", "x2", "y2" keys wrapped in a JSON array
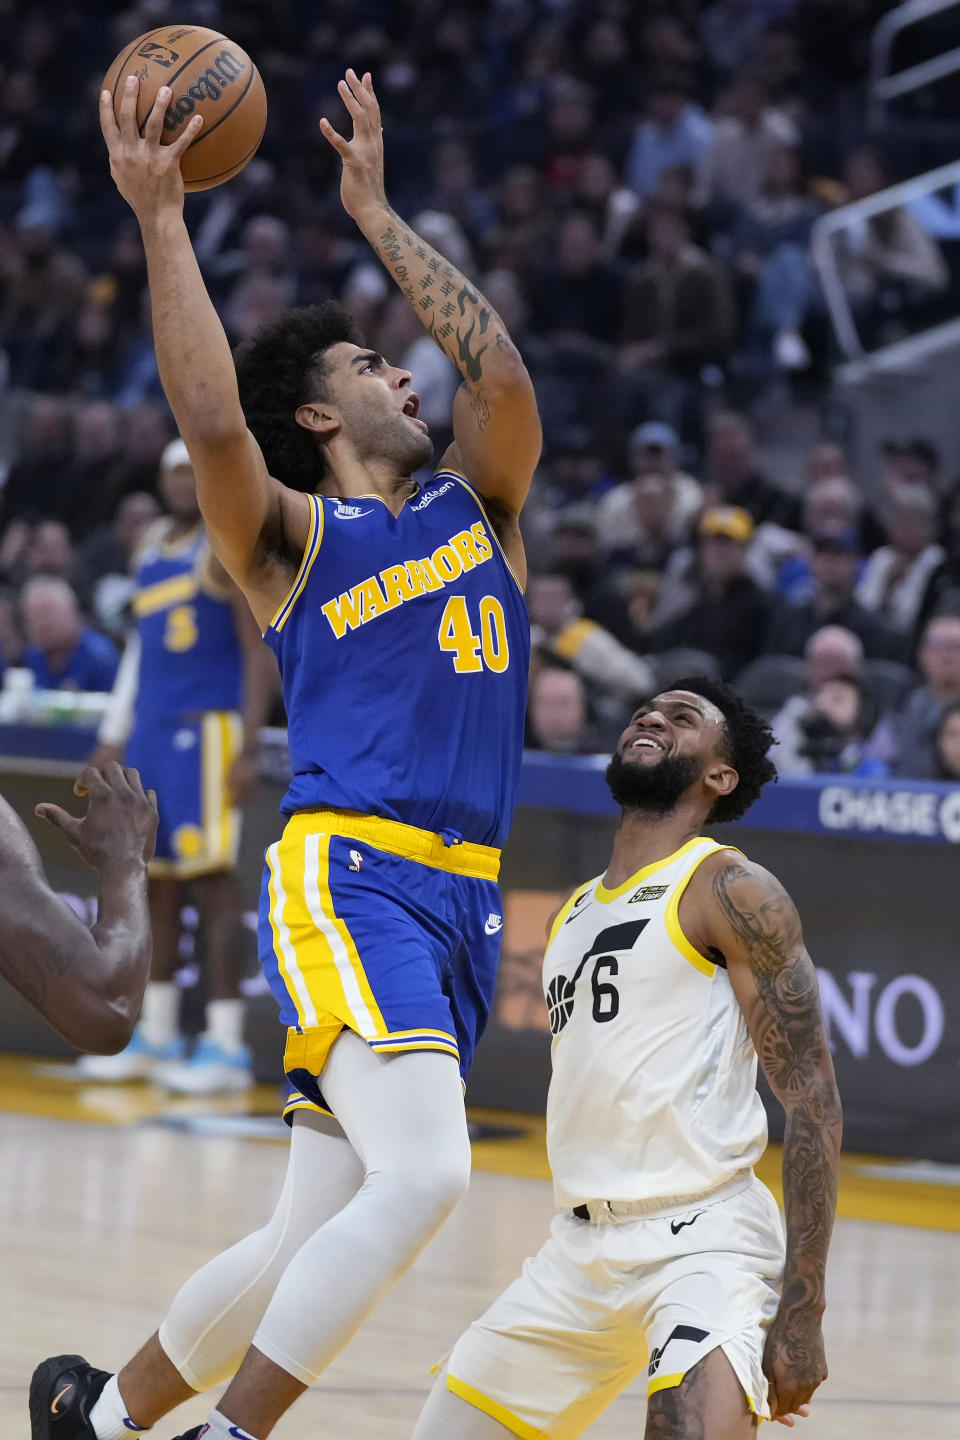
[
  {"x1": 126, "y1": 520, "x2": 244, "y2": 876},
  {"x1": 265, "y1": 470, "x2": 529, "y2": 849},
  {"x1": 131, "y1": 519, "x2": 243, "y2": 723}
]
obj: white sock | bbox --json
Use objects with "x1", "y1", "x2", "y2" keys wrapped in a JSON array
[
  {"x1": 140, "y1": 981, "x2": 179, "y2": 1049},
  {"x1": 89, "y1": 1374, "x2": 149, "y2": 1438},
  {"x1": 204, "y1": 998, "x2": 245, "y2": 1052},
  {"x1": 200, "y1": 1411, "x2": 260, "y2": 1440}
]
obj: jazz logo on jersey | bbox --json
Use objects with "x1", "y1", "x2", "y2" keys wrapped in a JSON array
[
  {"x1": 628, "y1": 884, "x2": 667, "y2": 904},
  {"x1": 321, "y1": 522, "x2": 494, "y2": 639},
  {"x1": 546, "y1": 920, "x2": 648, "y2": 1036},
  {"x1": 348, "y1": 849, "x2": 364, "y2": 872}
]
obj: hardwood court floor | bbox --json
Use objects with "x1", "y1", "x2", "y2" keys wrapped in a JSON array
[{"x1": 1, "y1": 1062, "x2": 958, "y2": 1439}]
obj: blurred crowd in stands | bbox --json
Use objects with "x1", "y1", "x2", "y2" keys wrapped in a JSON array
[{"x1": 2, "y1": 0, "x2": 960, "y2": 783}]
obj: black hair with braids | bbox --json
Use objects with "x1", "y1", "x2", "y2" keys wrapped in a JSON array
[
  {"x1": 670, "y1": 675, "x2": 778, "y2": 823},
  {"x1": 233, "y1": 302, "x2": 364, "y2": 490}
]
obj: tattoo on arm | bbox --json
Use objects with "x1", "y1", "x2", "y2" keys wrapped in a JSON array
[
  {"x1": 372, "y1": 207, "x2": 521, "y2": 391},
  {"x1": 713, "y1": 862, "x2": 842, "y2": 1321}
]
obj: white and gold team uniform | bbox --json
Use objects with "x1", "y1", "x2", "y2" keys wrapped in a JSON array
[{"x1": 443, "y1": 837, "x2": 785, "y2": 1438}]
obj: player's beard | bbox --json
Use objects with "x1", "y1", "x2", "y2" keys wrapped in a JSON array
[
  {"x1": 343, "y1": 397, "x2": 434, "y2": 475},
  {"x1": 605, "y1": 749, "x2": 705, "y2": 816}
]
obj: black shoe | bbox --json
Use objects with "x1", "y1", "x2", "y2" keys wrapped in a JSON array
[
  {"x1": 170, "y1": 1431, "x2": 204, "y2": 1440},
  {"x1": 28, "y1": 1355, "x2": 111, "y2": 1438}
]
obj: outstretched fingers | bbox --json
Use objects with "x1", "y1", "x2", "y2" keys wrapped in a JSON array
[
  {"x1": 142, "y1": 85, "x2": 171, "y2": 143},
  {"x1": 318, "y1": 116, "x2": 351, "y2": 157},
  {"x1": 99, "y1": 88, "x2": 121, "y2": 148},
  {"x1": 117, "y1": 73, "x2": 141, "y2": 140}
]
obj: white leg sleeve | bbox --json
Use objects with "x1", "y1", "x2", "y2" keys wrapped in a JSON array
[
  {"x1": 412, "y1": 1367, "x2": 517, "y2": 1439},
  {"x1": 159, "y1": 1117, "x2": 364, "y2": 1390},
  {"x1": 252, "y1": 1030, "x2": 471, "y2": 1386}
]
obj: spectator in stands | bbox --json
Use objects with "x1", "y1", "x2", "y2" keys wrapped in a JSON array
[
  {"x1": 69, "y1": 401, "x2": 123, "y2": 515},
  {"x1": 570, "y1": 151, "x2": 642, "y2": 261},
  {"x1": 896, "y1": 614, "x2": 960, "y2": 778},
  {"x1": 0, "y1": 210, "x2": 87, "y2": 390},
  {"x1": 645, "y1": 505, "x2": 774, "y2": 679},
  {"x1": 101, "y1": 402, "x2": 174, "y2": 511},
  {"x1": 20, "y1": 576, "x2": 118, "y2": 692},
  {"x1": 529, "y1": 211, "x2": 621, "y2": 361},
  {"x1": 881, "y1": 437, "x2": 942, "y2": 499},
  {"x1": 782, "y1": 673, "x2": 891, "y2": 778},
  {"x1": 526, "y1": 572, "x2": 655, "y2": 728},
  {"x1": 703, "y1": 411, "x2": 802, "y2": 529},
  {"x1": 915, "y1": 479, "x2": 960, "y2": 638},
  {"x1": 596, "y1": 422, "x2": 703, "y2": 556},
  {"x1": 484, "y1": 166, "x2": 553, "y2": 275},
  {"x1": 855, "y1": 484, "x2": 945, "y2": 638},
  {"x1": 772, "y1": 626, "x2": 899, "y2": 774},
  {"x1": 694, "y1": 74, "x2": 799, "y2": 220},
  {"x1": 764, "y1": 530, "x2": 905, "y2": 660},
  {"x1": 932, "y1": 701, "x2": 960, "y2": 781},
  {"x1": 525, "y1": 666, "x2": 604, "y2": 754},
  {"x1": 830, "y1": 145, "x2": 949, "y2": 347},
  {"x1": 1, "y1": 394, "x2": 74, "y2": 526},
  {"x1": 619, "y1": 203, "x2": 736, "y2": 383},
  {"x1": 623, "y1": 73, "x2": 714, "y2": 201},
  {"x1": 24, "y1": 519, "x2": 78, "y2": 586},
  {"x1": 724, "y1": 143, "x2": 823, "y2": 372}
]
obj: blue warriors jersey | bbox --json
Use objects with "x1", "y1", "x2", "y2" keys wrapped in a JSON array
[
  {"x1": 131, "y1": 520, "x2": 243, "y2": 724},
  {"x1": 265, "y1": 469, "x2": 530, "y2": 848}
]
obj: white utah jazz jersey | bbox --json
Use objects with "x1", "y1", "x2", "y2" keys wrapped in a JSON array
[{"x1": 544, "y1": 837, "x2": 768, "y2": 1210}]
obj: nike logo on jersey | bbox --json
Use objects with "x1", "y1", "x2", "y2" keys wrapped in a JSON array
[
  {"x1": 564, "y1": 891, "x2": 593, "y2": 924},
  {"x1": 484, "y1": 912, "x2": 504, "y2": 935},
  {"x1": 50, "y1": 1385, "x2": 73, "y2": 1414},
  {"x1": 333, "y1": 503, "x2": 374, "y2": 519},
  {"x1": 670, "y1": 1212, "x2": 704, "y2": 1235}
]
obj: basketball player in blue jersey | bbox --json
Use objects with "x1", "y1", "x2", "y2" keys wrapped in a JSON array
[
  {"x1": 29, "y1": 68, "x2": 539, "y2": 1440},
  {"x1": 77, "y1": 439, "x2": 277, "y2": 1095}
]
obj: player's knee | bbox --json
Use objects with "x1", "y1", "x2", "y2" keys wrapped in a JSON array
[{"x1": 370, "y1": 1146, "x2": 471, "y2": 1229}]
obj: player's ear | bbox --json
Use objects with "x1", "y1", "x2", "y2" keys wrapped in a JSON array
[
  {"x1": 295, "y1": 401, "x2": 340, "y2": 439},
  {"x1": 705, "y1": 762, "x2": 738, "y2": 804}
]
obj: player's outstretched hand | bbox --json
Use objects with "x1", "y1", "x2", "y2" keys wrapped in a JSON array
[
  {"x1": 319, "y1": 69, "x2": 386, "y2": 221},
  {"x1": 763, "y1": 1309, "x2": 827, "y2": 1423},
  {"x1": 35, "y1": 761, "x2": 158, "y2": 870},
  {"x1": 99, "y1": 75, "x2": 203, "y2": 222}
]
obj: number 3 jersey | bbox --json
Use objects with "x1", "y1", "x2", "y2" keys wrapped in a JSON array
[
  {"x1": 544, "y1": 838, "x2": 768, "y2": 1210},
  {"x1": 265, "y1": 469, "x2": 530, "y2": 848}
]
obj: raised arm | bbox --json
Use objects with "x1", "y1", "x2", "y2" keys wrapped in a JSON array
[
  {"x1": 707, "y1": 857, "x2": 842, "y2": 1424},
  {"x1": 321, "y1": 72, "x2": 542, "y2": 525},
  {"x1": 1, "y1": 765, "x2": 158, "y2": 1054},
  {"x1": 99, "y1": 78, "x2": 310, "y2": 627}
]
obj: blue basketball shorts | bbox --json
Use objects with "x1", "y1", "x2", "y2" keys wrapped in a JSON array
[
  {"x1": 256, "y1": 809, "x2": 504, "y2": 1122},
  {"x1": 126, "y1": 711, "x2": 243, "y2": 877}
]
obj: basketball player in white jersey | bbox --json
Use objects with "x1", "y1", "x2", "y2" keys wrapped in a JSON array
[{"x1": 413, "y1": 677, "x2": 842, "y2": 1440}]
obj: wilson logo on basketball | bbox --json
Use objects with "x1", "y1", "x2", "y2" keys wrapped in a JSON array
[{"x1": 163, "y1": 50, "x2": 248, "y2": 130}]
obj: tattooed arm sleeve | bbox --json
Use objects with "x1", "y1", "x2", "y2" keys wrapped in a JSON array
[
  {"x1": 711, "y1": 858, "x2": 842, "y2": 1323},
  {"x1": 362, "y1": 204, "x2": 541, "y2": 520}
]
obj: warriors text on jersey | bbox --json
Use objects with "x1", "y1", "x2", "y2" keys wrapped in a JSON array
[
  {"x1": 265, "y1": 470, "x2": 530, "y2": 848},
  {"x1": 544, "y1": 838, "x2": 768, "y2": 1210},
  {"x1": 130, "y1": 519, "x2": 242, "y2": 722}
]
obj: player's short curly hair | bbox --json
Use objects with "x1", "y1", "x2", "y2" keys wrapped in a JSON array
[
  {"x1": 669, "y1": 675, "x2": 778, "y2": 824},
  {"x1": 233, "y1": 301, "x2": 364, "y2": 489}
]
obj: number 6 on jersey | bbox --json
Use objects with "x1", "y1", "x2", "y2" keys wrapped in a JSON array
[{"x1": 438, "y1": 594, "x2": 510, "y2": 673}]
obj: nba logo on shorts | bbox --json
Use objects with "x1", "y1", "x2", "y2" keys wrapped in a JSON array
[{"x1": 348, "y1": 849, "x2": 363, "y2": 872}]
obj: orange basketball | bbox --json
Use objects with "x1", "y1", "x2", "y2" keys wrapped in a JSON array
[{"x1": 102, "y1": 25, "x2": 267, "y2": 192}]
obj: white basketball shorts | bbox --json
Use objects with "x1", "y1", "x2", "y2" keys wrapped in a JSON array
[{"x1": 443, "y1": 1173, "x2": 785, "y2": 1440}]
